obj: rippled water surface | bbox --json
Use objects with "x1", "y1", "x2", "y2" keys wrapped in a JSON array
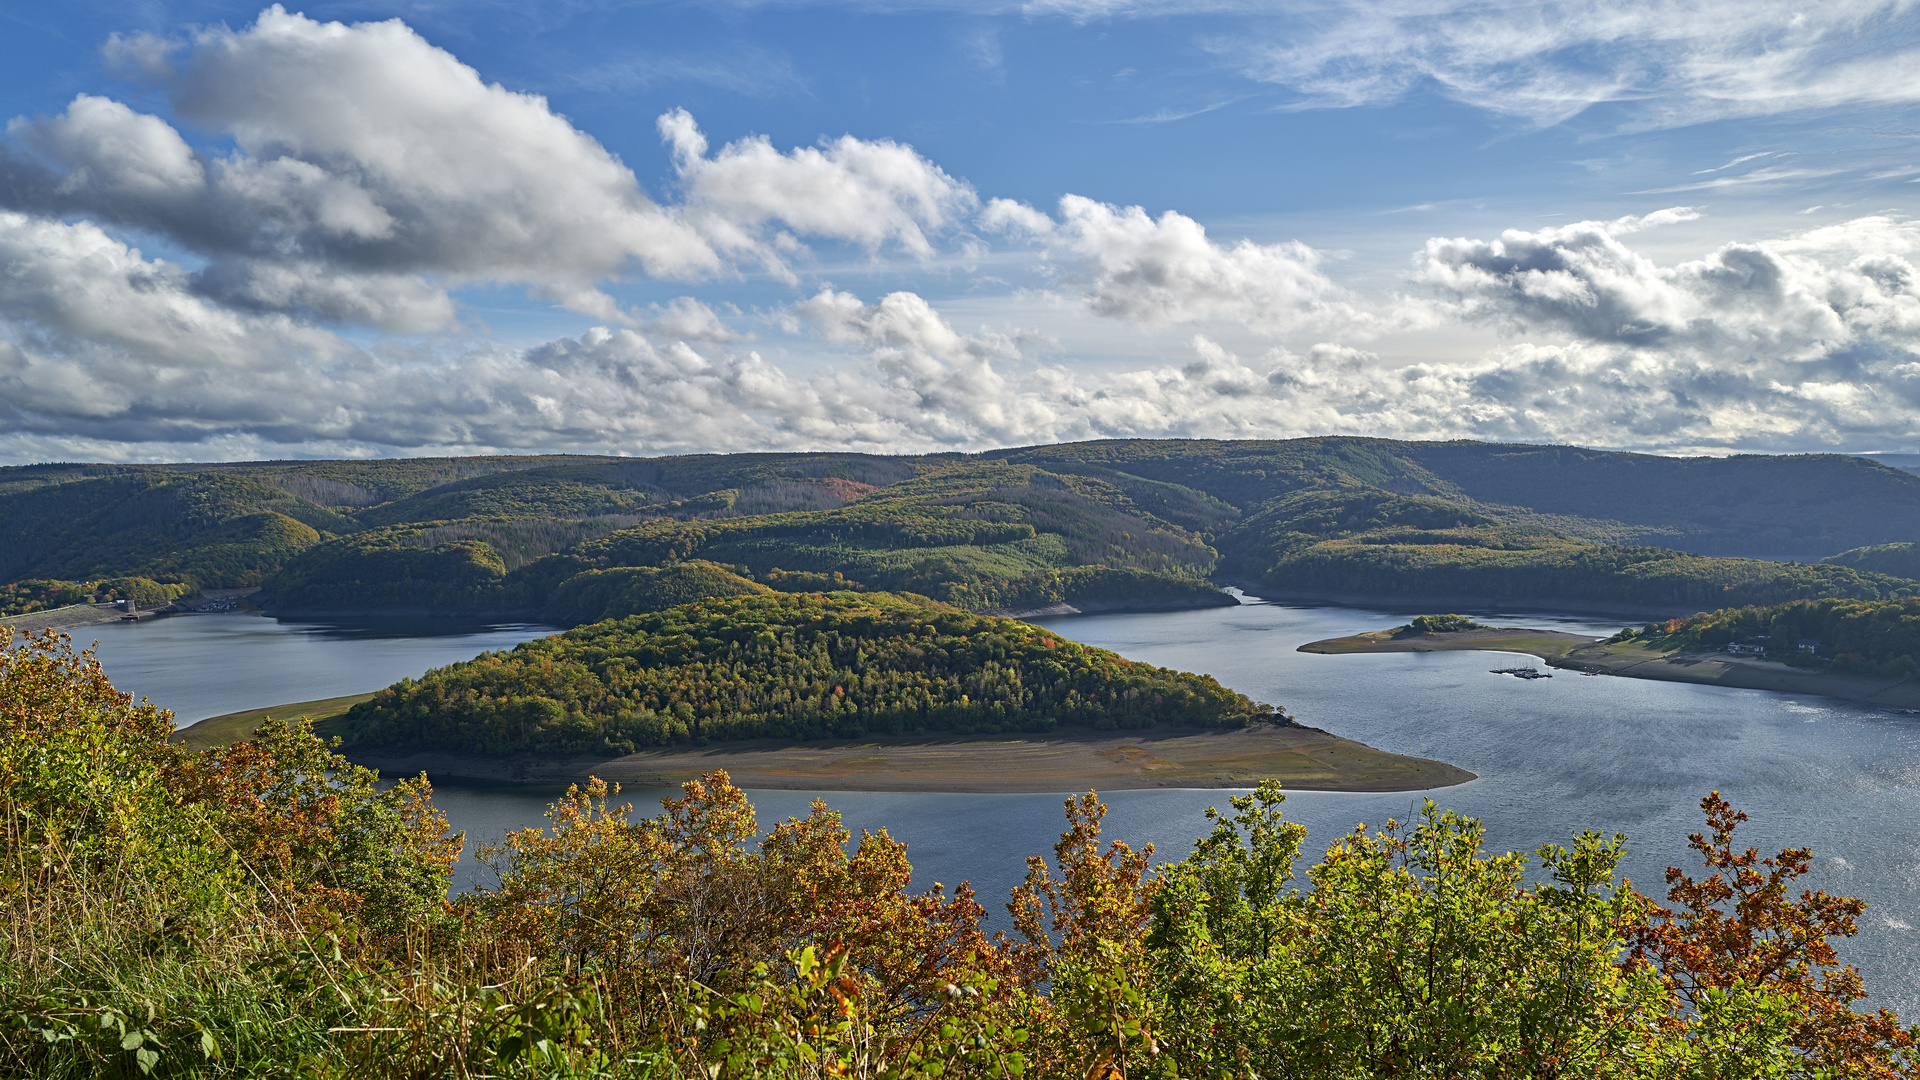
[{"x1": 77, "y1": 599, "x2": 1920, "y2": 1012}]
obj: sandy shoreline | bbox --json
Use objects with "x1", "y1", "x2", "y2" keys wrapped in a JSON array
[
  {"x1": 1238, "y1": 584, "x2": 1699, "y2": 622},
  {"x1": 1555, "y1": 642, "x2": 1920, "y2": 709},
  {"x1": 172, "y1": 692, "x2": 376, "y2": 751},
  {"x1": 1299, "y1": 626, "x2": 1599, "y2": 661},
  {"x1": 335, "y1": 724, "x2": 1475, "y2": 793},
  {"x1": 1299, "y1": 625, "x2": 1920, "y2": 710}
]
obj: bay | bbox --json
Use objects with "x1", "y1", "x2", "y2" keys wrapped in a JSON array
[
  {"x1": 78, "y1": 612, "x2": 558, "y2": 724},
  {"x1": 69, "y1": 597, "x2": 1920, "y2": 1014}
]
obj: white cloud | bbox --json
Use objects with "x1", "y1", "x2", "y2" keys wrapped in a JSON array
[
  {"x1": 983, "y1": 194, "x2": 1381, "y2": 336},
  {"x1": 979, "y1": 197, "x2": 1057, "y2": 239},
  {"x1": 14, "y1": 6, "x2": 1920, "y2": 463},
  {"x1": 1219, "y1": 0, "x2": 1920, "y2": 128},
  {"x1": 643, "y1": 297, "x2": 746, "y2": 342},
  {"x1": 3, "y1": 7, "x2": 987, "y2": 330},
  {"x1": 7, "y1": 236, "x2": 1920, "y2": 460},
  {"x1": 660, "y1": 108, "x2": 978, "y2": 279},
  {"x1": 167, "y1": 7, "x2": 715, "y2": 276},
  {"x1": 1421, "y1": 213, "x2": 1920, "y2": 358},
  {"x1": 789, "y1": 289, "x2": 1057, "y2": 443},
  {"x1": 4, "y1": 7, "x2": 723, "y2": 329},
  {"x1": 8, "y1": 95, "x2": 204, "y2": 204},
  {"x1": 1399, "y1": 213, "x2": 1920, "y2": 448}
]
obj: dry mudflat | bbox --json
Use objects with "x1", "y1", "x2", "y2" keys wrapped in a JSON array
[
  {"x1": 172, "y1": 698, "x2": 1473, "y2": 792},
  {"x1": 336, "y1": 725, "x2": 1473, "y2": 793},
  {"x1": 1299, "y1": 626, "x2": 1920, "y2": 711},
  {"x1": 1299, "y1": 626, "x2": 1598, "y2": 662}
]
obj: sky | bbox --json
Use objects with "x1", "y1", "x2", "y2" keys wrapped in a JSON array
[{"x1": 4, "y1": 0, "x2": 1920, "y2": 463}]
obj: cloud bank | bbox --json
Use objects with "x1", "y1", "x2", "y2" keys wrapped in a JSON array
[
  {"x1": 1, "y1": 6, "x2": 973, "y2": 329},
  {"x1": 6, "y1": 6, "x2": 1920, "y2": 463}
]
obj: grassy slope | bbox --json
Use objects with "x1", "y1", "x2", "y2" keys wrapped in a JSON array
[{"x1": 171, "y1": 692, "x2": 376, "y2": 751}]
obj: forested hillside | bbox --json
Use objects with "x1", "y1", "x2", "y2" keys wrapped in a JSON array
[
  {"x1": 332, "y1": 591, "x2": 1282, "y2": 755},
  {"x1": 996, "y1": 439, "x2": 1920, "y2": 558},
  {"x1": 9, "y1": 438, "x2": 1920, "y2": 618},
  {"x1": 1645, "y1": 596, "x2": 1920, "y2": 677},
  {"x1": 1824, "y1": 542, "x2": 1920, "y2": 580}
]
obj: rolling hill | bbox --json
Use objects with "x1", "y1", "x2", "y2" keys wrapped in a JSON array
[{"x1": 9, "y1": 438, "x2": 1920, "y2": 620}]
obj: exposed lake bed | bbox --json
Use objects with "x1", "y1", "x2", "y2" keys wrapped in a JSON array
[
  {"x1": 336, "y1": 722, "x2": 1473, "y2": 793},
  {"x1": 1302, "y1": 622, "x2": 1920, "y2": 710}
]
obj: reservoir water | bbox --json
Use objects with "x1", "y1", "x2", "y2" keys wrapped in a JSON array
[
  {"x1": 64, "y1": 597, "x2": 1920, "y2": 1015},
  {"x1": 82, "y1": 614, "x2": 559, "y2": 725}
]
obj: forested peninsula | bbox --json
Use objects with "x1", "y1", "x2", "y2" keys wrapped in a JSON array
[
  {"x1": 1300, "y1": 597, "x2": 1920, "y2": 710},
  {"x1": 271, "y1": 590, "x2": 1474, "y2": 792},
  {"x1": 329, "y1": 591, "x2": 1280, "y2": 755},
  {"x1": 9, "y1": 439, "x2": 1920, "y2": 623}
]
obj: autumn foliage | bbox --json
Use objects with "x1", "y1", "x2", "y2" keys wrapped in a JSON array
[{"x1": 2, "y1": 627, "x2": 1917, "y2": 1077}]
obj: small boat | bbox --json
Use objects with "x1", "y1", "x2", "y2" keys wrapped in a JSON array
[{"x1": 1490, "y1": 666, "x2": 1552, "y2": 680}]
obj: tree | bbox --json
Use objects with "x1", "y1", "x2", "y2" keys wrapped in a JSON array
[{"x1": 1631, "y1": 791, "x2": 1920, "y2": 1078}]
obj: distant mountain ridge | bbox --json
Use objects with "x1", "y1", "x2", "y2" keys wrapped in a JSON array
[{"x1": 6, "y1": 439, "x2": 1920, "y2": 619}]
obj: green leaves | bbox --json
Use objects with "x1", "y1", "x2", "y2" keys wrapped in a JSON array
[
  {"x1": 7, "y1": 632, "x2": 1917, "y2": 1077},
  {"x1": 345, "y1": 593, "x2": 1280, "y2": 755}
]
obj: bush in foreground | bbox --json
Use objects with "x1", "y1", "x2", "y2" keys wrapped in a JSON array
[{"x1": 2, "y1": 628, "x2": 1916, "y2": 1077}]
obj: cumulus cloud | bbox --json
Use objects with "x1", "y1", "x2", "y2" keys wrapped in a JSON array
[
  {"x1": 7, "y1": 232, "x2": 1920, "y2": 460},
  {"x1": 982, "y1": 194, "x2": 1380, "y2": 335},
  {"x1": 660, "y1": 109, "x2": 977, "y2": 279},
  {"x1": 9, "y1": 95, "x2": 204, "y2": 203},
  {"x1": 13, "y1": 5, "x2": 1920, "y2": 463},
  {"x1": 1408, "y1": 213, "x2": 1920, "y2": 447},
  {"x1": 2, "y1": 7, "x2": 718, "y2": 329},
  {"x1": 642, "y1": 297, "x2": 748, "y2": 343},
  {"x1": 1, "y1": 7, "x2": 981, "y2": 333},
  {"x1": 1220, "y1": 0, "x2": 1920, "y2": 128},
  {"x1": 789, "y1": 289, "x2": 1060, "y2": 443},
  {"x1": 1422, "y1": 213, "x2": 1920, "y2": 357}
]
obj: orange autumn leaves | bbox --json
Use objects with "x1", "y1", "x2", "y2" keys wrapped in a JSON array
[{"x1": 4, "y1": 626, "x2": 1919, "y2": 1077}]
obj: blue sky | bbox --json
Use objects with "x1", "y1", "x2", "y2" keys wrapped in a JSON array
[{"x1": 4, "y1": 0, "x2": 1920, "y2": 461}]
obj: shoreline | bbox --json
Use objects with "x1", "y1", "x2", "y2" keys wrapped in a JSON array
[
  {"x1": 1554, "y1": 642, "x2": 1920, "y2": 709},
  {"x1": 1299, "y1": 625, "x2": 1920, "y2": 710},
  {"x1": 5, "y1": 588, "x2": 265, "y2": 637},
  {"x1": 173, "y1": 701, "x2": 1474, "y2": 792},
  {"x1": 264, "y1": 588, "x2": 1240, "y2": 626},
  {"x1": 331, "y1": 724, "x2": 1475, "y2": 794},
  {"x1": 984, "y1": 590, "x2": 1241, "y2": 620},
  {"x1": 2, "y1": 603, "x2": 141, "y2": 634},
  {"x1": 1298, "y1": 625, "x2": 1599, "y2": 661},
  {"x1": 172, "y1": 692, "x2": 376, "y2": 751},
  {"x1": 1233, "y1": 583, "x2": 1698, "y2": 622}
]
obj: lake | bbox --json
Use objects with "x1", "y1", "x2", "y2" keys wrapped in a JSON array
[
  {"x1": 72, "y1": 596, "x2": 1920, "y2": 1015},
  {"x1": 82, "y1": 613, "x2": 559, "y2": 724}
]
